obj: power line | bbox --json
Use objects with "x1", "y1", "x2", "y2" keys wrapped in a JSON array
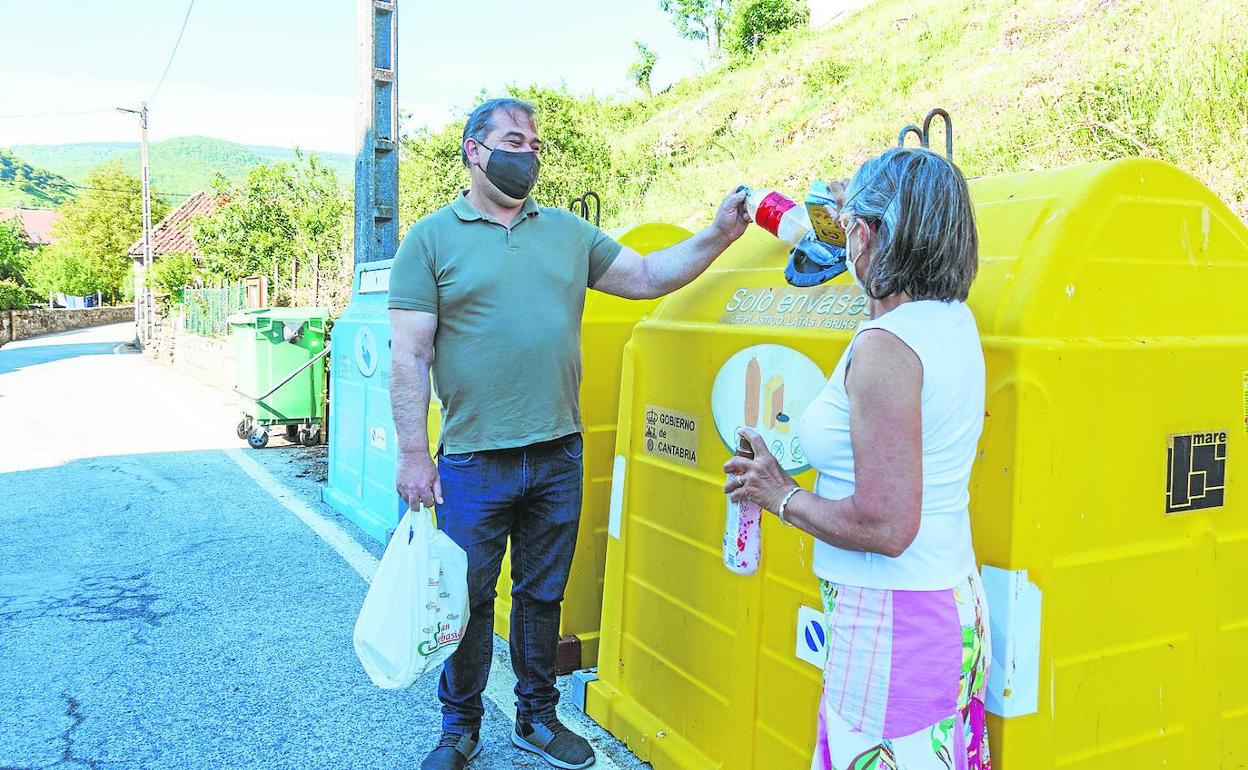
[
  {"x1": 1, "y1": 178, "x2": 194, "y2": 199},
  {"x1": 0, "y1": 109, "x2": 114, "y2": 120},
  {"x1": 148, "y1": 0, "x2": 197, "y2": 103},
  {"x1": 62, "y1": 183, "x2": 193, "y2": 198},
  {"x1": 3, "y1": 1, "x2": 196, "y2": 125}
]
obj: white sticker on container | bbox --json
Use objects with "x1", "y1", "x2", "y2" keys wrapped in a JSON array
[
  {"x1": 710, "y1": 344, "x2": 826, "y2": 474},
  {"x1": 608, "y1": 455, "x2": 626, "y2": 540},
  {"x1": 369, "y1": 426, "x2": 387, "y2": 451},
  {"x1": 981, "y1": 565, "x2": 1042, "y2": 718},
  {"x1": 359, "y1": 267, "x2": 392, "y2": 294},
  {"x1": 795, "y1": 605, "x2": 828, "y2": 669},
  {"x1": 1241, "y1": 371, "x2": 1247, "y2": 433}
]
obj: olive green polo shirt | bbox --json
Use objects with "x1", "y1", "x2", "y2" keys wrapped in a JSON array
[{"x1": 389, "y1": 192, "x2": 624, "y2": 454}]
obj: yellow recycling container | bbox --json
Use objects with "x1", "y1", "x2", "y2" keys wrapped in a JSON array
[
  {"x1": 430, "y1": 221, "x2": 692, "y2": 671},
  {"x1": 587, "y1": 158, "x2": 1248, "y2": 769}
]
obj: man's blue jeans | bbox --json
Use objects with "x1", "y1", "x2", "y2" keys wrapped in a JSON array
[{"x1": 434, "y1": 433, "x2": 584, "y2": 734}]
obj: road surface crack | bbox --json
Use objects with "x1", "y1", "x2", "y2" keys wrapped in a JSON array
[{"x1": 0, "y1": 573, "x2": 178, "y2": 630}]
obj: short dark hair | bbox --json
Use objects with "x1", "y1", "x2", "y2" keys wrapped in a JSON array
[
  {"x1": 461, "y1": 98, "x2": 537, "y2": 167},
  {"x1": 843, "y1": 147, "x2": 978, "y2": 301}
]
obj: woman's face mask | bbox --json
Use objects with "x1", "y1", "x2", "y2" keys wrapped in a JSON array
[
  {"x1": 474, "y1": 141, "x2": 540, "y2": 200},
  {"x1": 840, "y1": 212, "x2": 869, "y2": 293}
]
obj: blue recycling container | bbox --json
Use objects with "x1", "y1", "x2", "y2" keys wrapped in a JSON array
[{"x1": 321, "y1": 259, "x2": 441, "y2": 542}]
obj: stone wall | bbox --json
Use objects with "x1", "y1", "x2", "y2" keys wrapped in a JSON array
[
  {"x1": 1, "y1": 306, "x2": 135, "y2": 345},
  {"x1": 169, "y1": 328, "x2": 237, "y2": 394},
  {"x1": 146, "y1": 307, "x2": 237, "y2": 394}
]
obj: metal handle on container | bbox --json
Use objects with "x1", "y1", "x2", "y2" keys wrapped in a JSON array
[
  {"x1": 234, "y1": 344, "x2": 331, "y2": 403},
  {"x1": 922, "y1": 108, "x2": 953, "y2": 160},
  {"x1": 896, "y1": 108, "x2": 954, "y2": 160},
  {"x1": 897, "y1": 125, "x2": 924, "y2": 148},
  {"x1": 569, "y1": 191, "x2": 601, "y2": 227}
]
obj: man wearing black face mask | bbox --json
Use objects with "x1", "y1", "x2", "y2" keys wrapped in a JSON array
[{"x1": 389, "y1": 98, "x2": 748, "y2": 770}]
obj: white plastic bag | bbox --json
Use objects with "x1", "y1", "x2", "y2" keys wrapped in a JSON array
[{"x1": 353, "y1": 507, "x2": 469, "y2": 689}]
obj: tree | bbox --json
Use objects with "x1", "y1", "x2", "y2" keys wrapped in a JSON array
[
  {"x1": 724, "y1": 0, "x2": 809, "y2": 61},
  {"x1": 628, "y1": 41, "x2": 659, "y2": 96},
  {"x1": 660, "y1": 0, "x2": 733, "y2": 63},
  {"x1": 25, "y1": 244, "x2": 96, "y2": 298},
  {"x1": 194, "y1": 152, "x2": 349, "y2": 306},
  {"x1": 29, "y1": 161, "x2": 170, "y2": 300},
  {"x1": 0, "y1": 216, "x2": 32, "y2": 285},
  {"x1": 398, "y1": 85, "x2": 620, "y2": 230},
  {"x1": 399, "y1": 122, "x2": 468, "y2": 228},
  {"x1": 147, "y1": 251, "x2": 196, "y2": 305}
]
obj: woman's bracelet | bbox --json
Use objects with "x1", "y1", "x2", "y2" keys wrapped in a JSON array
[{"x1": 777, "y1": 486, "x2": 803, "y2": 527}]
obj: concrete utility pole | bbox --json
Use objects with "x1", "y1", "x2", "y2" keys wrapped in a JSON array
[
  {"x1": 354, "y1": 0, "x2": 398, "y2": 265},
  {"x1": 117, "y1": 103, "x2": 153, "y2": 344}
]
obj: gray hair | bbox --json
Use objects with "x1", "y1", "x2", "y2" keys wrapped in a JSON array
[
  {"x1": 461, "y1": 98, "x2": 537, "y2": 167},
  {"x1": 843, "y1": 147, "x2": 978, "y2": 301}
]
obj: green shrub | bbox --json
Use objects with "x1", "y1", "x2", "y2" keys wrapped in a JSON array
[
  {"x1": 802, "y1": 56, "x2": 852, "y2": 97},
  {"x1": 0, "y1": 217, "x2": 32, "y2": 284},
  {"x1": 0, "y1": 279, "x2": 35, "y2": 310},
  {"x1": 725, "y1": 0, "x2": 810, "y2": 61},
  {"x1": 148, "y1": 252, "x2": 197, "y2": 303}
]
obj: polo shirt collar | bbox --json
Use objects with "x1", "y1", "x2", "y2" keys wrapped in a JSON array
[{"x1": 452, "y1": 191, "x2": 540, "y2": 223}]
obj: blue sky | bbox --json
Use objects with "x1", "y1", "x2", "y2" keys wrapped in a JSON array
[{"x1": 0, "y1": 0, "x2": 705, "y2": 153}]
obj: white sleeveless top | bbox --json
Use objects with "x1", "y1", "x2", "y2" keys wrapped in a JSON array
[{"x1": 796, "y1": 300, "x2": 985, "y2": 591}]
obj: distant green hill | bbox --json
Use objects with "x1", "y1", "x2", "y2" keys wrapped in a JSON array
[
  {"x1": 0, "y1": 150, "x2": 75, "y2": 208},
  {"x1": 9, "y1": 137, "x2": 353, "y2": 200},
  {"x1": 248, "y1": 143, "x2": 354, "y2": 181}
]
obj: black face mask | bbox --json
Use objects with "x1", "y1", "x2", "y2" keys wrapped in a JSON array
[{"x1": 475, "y1": 142, "x2": 540, "y2": 200}]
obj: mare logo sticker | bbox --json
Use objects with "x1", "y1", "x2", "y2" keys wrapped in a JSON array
[{"x1": 1165, "y1": 430, "x2": 1227, "y2": 514}]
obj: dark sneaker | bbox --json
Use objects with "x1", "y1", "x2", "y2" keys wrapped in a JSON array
[
  {"x1": 420, "y1": 731, "x2": 481, "y2": 770},
  {"x1": 511, "y1": 717, "x2": 595, "y2": 769}
]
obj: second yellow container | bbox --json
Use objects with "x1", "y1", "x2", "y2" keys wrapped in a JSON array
[{"x1": 588, "y1": 159, "x2": 1248, "y2": 769}]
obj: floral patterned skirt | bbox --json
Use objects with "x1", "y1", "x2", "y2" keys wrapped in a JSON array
[{"x1": 811, "y1": 571, "x2": 991, "y2": 770}]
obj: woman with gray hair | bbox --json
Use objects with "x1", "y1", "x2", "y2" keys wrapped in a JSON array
[{"x1": 725, "y1": 147, "x2": 991, "y2": 770}]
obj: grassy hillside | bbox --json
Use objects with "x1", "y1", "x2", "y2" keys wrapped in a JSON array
[
  {"x1": 400, "y1": 0, "x2": 1247, "y2": 234},
  {"x1": 8, "y1": 142, "x2": 135, "y2": 185},
  {"x1": 599, "y1": 0, "x2": 1247, "y2": 231},
  {"x1": 9, "y1": 137, "x2": 352, "y2": 198},
  {"x1": 0, "y1": 150, "x2": 74, "y2": 208}
]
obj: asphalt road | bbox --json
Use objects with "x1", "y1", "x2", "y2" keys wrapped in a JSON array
[{"x1": 0, "y1": 322, "x2": 644, "y2": 770}]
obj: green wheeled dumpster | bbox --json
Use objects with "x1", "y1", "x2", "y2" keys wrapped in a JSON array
[{"x1": 229, "y1": 307, "x2": 329, "y2": 449}]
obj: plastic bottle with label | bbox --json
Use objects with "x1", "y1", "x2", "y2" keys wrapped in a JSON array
[
  {"x1": 740, "y1": 186, "x2": 813, "y2": 247},
  {"x1": 738, "y1": 184, "x2": 848, "y2": 287},
  {"x1": 724, "y1": 434, "x2": 762, "y2": 575}
]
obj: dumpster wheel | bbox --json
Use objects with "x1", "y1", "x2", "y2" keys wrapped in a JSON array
[
  {"x1": 247, "y1": 425, "x2": 270, "y2": 449},
  {"x1": 298, "y1": 426, "x2": 322, "y2": 447},
  {"x1": 285, "y1": 424, "x2": 301, "y2": 440},
  {"x1": 236, "y1": 418, "x2": 252, "y2": 440}
]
